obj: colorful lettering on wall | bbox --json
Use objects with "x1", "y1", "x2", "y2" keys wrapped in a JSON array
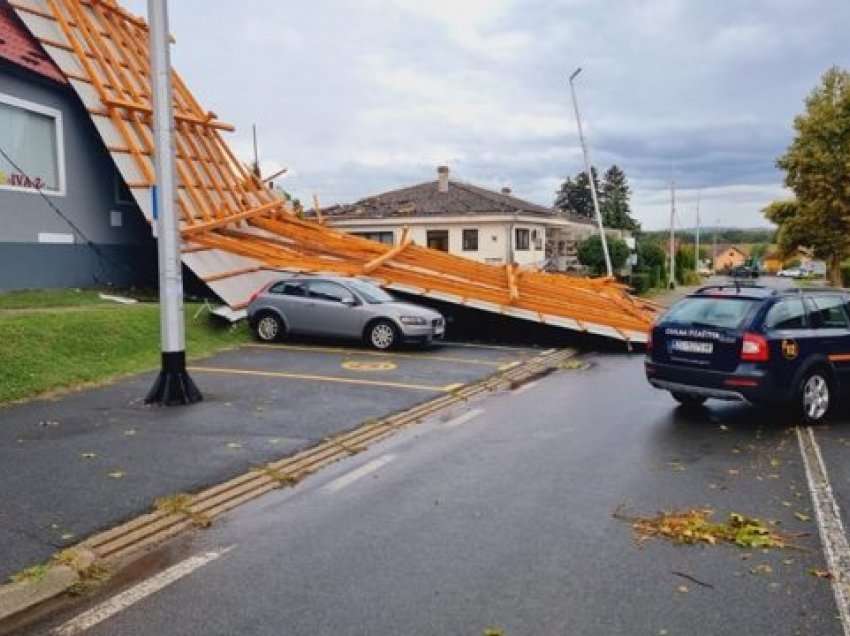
[{"x1": 0, "y1": 170, "x2": 45, "y2": 189}]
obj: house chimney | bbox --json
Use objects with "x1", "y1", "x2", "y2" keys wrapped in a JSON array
[
  {"x1": 437, "y1": 165, "x2": 449, "y2": 193},
  {"x1": 501, "y1": 187, "x2": 512, "y2": 195}
]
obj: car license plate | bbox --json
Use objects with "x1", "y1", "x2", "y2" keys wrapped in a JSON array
[{"x1": 671, "y1": 340, "x2": 713, "y2": 354}]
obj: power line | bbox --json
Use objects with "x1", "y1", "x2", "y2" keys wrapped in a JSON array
[{"x1": 0, "y1": 141, "x2": 139, "y2": 283}]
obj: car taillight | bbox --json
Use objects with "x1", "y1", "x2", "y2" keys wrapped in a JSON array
[{"x1": 741, "y1": 332, "x2": 769, "y2": 362}]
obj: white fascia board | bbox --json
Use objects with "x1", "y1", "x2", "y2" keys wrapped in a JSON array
[
  {"x1": 385, "y1": 282, "x2": 427, "y2": 295},
  {"x1": 501, "y1": 306, "x2": 540, "y2": 322},
  {"x1": 423, "y1": 290, "x2": 464, "y2": 304},
  {"x1": 326, "y1": 214, "x2": 557, "y2": 228}
]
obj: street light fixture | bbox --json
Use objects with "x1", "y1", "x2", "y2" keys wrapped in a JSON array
[
  {"x1": 144, "y1": 0, "x2": 202, "y2": 406},
  {"x1": 568, "y1": 67, "x2": 612, "y2": 278}
]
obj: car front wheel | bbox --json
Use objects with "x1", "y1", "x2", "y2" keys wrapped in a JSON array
[
  {"x1": 255, "y1": 313, "x2": 284, "y2": 342},
  {"x1": 671, "y1": 392, "x2": 707, "y2": 408},
  {"x1": 799, "y1": 369, "x2": 833, "y2": 423},
  {"x1": 368, "y1": 320, "x2": 397, "y2": 350}
]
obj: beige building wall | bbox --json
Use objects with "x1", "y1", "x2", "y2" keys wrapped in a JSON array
[{"x1": 332, "y1": 219, "x2": 550, "y2": 267}]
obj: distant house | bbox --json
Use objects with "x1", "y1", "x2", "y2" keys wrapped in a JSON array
[
  {"x1": 311, "y1": 166, "x2": 617, "y2": 271},
  {"x1": 0, "y1": 2, "x2": 153, "y2": 290},
  {"x1": 713, "y1": 245, "x2": 749, "y2": 273},
  {"x1": 762, "y1": 248, "x2": 783, "y2": 274}
]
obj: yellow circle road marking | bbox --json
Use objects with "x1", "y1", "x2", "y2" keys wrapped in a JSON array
[{"x1": 342, "y1": 360, "x2": 398, "y2": 372}]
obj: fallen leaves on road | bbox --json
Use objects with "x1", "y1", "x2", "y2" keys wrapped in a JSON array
[
  {"x1": 79, "y1": 452, "x2": 97, "y2": 460},
  {"x1": 614, "y1": 507, "x2": 799, "y2": 549},
  {"x1": 809, "y1": 568, "x2": 833, "y2": 579},
  {"x1": 793, "y1": 512, "x2": 811, "y2": 522},
  {"x1": 107, "y1": 470, "x2": 125, "y2": 479}
]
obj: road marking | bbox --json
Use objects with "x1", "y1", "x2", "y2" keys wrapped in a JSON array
[
  {"x1": 442, "y1": 407, "x2": 484, "y2": 429},
  {"x1": 512, "y1": 380, "x2": 539, "y2": 394},
  {"x1": 244, "y1": 343, "x2": 509, "y2": 367},
  {"x1": 324, "y1": 454, "x2": 396, "y2": 493},
  {"x1": 796, "y1": 426, "x2": 850, "y2": 636},
  {"x1": 189, "y1": 366, "x2": 452, "y2": 392},
  {"x1": 53, "y1": 546, "x2": 235, "y2": 636}
]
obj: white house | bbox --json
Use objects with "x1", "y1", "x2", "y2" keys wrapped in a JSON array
[{"x1": 313, "y1": 166, "x2": 599, "y2": 270}]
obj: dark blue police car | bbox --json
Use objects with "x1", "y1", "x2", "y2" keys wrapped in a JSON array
[{"x1": 645, "y1": 284, "x2": 850, "y2": 423}]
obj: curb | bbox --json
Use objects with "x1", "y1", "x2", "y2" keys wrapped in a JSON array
[{"x1": 0, "y1": 347, "x2": 575, "y2": 628}]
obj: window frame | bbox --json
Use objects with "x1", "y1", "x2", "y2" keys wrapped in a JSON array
[
  {"x1": 0, "y1": 92, "x2": 66, "y2": 197},
  {"x1": 764, "y1": 297, "x2": 808, "y2": 331},
  {"x1": 515, "y1": 228, "x2": 530, "y2": 251},
  {"x1": 805, "y1": 294, "x2": 850, "y2": 329},
  {"x1": 426, "y1": 229, "x2": 450, "y2": 252},
  {"x1": 306, "y1": 280, "x2": 356, "y2": 304},
  {"x1": 462, "y1": 228, "x2": 478, "y2": 252}
]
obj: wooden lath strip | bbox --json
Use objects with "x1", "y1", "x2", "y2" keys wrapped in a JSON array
[
  {"x1": 362, "y1": 227, "x2": 411, "y2": 274},
  {"x1": 181, "y1": 199, "x2": 286, "y2": 236}
]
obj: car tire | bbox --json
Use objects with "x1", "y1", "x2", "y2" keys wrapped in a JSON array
[
  {"x1": 671, "y1": 392, "x2": 707, "y2": 408},
  {"x1": 254, "y1": 312, "x2": 284, "y2": 343},
  {"x1": 367, "y1": 319, "x2": 398, "y2": 351},
  {"x1": 798, "y1": 368, "x2": 833, "y2": 424}
]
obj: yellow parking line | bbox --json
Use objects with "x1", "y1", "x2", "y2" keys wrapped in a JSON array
[
  {"x1": 244, "y1": 343, "x2": 513, "y2": 367},
  {"x1": 188, "y1": 366, "x2": 457, "y2": 392}
]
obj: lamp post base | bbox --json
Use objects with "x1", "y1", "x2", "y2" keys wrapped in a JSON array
[{"x1": 145, "y1": 351, "x2": 203, "y2": 406}]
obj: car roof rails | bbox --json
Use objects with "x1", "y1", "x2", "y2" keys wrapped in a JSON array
[{"x1": 694, "y1": 283, "x2": 770, "y2": 295}]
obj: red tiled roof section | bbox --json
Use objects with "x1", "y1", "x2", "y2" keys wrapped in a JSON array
[{"x1": 0, "y1": 1, "x2": 65, "y2": 83}]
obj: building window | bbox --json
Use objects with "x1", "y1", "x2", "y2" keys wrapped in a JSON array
[
  {"x1": 350, "y1": 231, "x2": 394, "y2": 245},
  {"x1": 462, "y1": 228, "x2": 478, "y2": 251},
  {"x1": 0, "y1": 93, "x2": 65, "y2": 195},
  {"x1": 427, "y1": 230, "x2": 449, "y2": 252},
  {"x1": 515, "y1": 228, "x2": 530, "y2": 251}
]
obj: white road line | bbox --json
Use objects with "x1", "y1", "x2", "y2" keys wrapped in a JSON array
[
  {"x1": 442, "y1": 407, "x2": 485, "y2": 429},
  {"x1": 797, "y1": 426, "x2": 850, "y2": 636},
  {"x1": 512, "y1": 380, "x2": 539, "y2": 395},
  {"x1": 53, "y1": 546, "x2": 236, "y2": 636},
  {"x1": 323, "y1": 454, "x2": 396, "y2": 493}
]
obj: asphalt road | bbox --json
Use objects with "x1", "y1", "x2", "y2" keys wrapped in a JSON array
[
  {"x1": 0, "y1": 342, "x2": 534, "y2": 581},
  {"x1": 25, "y1": 348, "x2": 844, "y2": 636}
]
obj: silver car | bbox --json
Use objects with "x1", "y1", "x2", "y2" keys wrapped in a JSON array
[{"x1": 247, "y1": 276, "x2": 445, "y2": 350}]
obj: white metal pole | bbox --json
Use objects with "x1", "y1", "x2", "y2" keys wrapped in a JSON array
[
  {"x1": 569, "y1": 68, "x2": 612, "y2": 278},
  {"x1": 695, "y1": 190, "x2": 701, "y2": 274},
  {"x1": 145, "y1": 0, "x2": 201, "y2": 405},
  {"x1": 668, "y1": 179, "x2": 676, "y2": 288}
]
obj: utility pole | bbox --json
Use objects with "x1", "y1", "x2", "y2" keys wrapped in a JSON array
[
  {"x1": 712, "y1": 219, "x2": 719, "y2": 276},
  {"x1": 694, "y1": 190, "x2": 701, "y2": 274},
  {"x1": 668, "y1": 179, "x2": 676, "y2": 288},
  {"x1": 569, "y1": 67, "x2": 612, "y2": 278},
  {"x1": 252, "y1": 123, "x2": 260, "y2": 178},
  {"x1": 145, "y1": 0, "x2": 202, "y2": 406}
]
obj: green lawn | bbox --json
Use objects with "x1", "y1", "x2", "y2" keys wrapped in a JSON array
[
  {"x1": 0, "y1": 288, "x2": 112, "y2": 310},
  {"x1": 0, "y1": 296, "x2": 250, "y2": 404}
]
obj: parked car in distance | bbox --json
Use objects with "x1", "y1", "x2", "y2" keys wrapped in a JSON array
[
  {"x1": 645, "y1": 284, "x2": 850, "y2": 422},
  {"x1": 777, "y1": 268, "x2": 805, "y2": 279},
  {"x1": 247, "y1": 276, "x2": 445, "y2": 350}
]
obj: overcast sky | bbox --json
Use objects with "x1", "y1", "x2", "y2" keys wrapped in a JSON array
[{"x1": 124, "y1": 0, "x2": 849, "y2": 230}]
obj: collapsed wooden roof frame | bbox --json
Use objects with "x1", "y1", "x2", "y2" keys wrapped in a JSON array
[{"x1": 11, "y1": 0, "x2": 657, "y2": 342}]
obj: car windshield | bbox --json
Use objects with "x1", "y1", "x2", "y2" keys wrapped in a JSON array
[
  {"x1": 663, "y1": 297, "x2": 757, "y2": 330},
  {"x1": 347, "y1": 280, "x2": 395, "y2": 304}
]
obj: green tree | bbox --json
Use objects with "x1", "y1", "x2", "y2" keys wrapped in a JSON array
[
  {"x1": 600, "y1": 165, "x2": 639, "y2": 230},
  {"x1": 770, "y1": 67, "x2": 850, "y2": 285},
  {"x1": 577, "y1": 234, "x2": 629, "y2": 276},
  {"x1": 636, "y1": 240, "x2": 667, "y2": 288},
  {"x1": 555, "y1": 167, "x2": 601, "y2": 219}
]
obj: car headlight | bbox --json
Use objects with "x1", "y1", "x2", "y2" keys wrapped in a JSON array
[{"x1": 399, "y1": 316, "x2": 427, "y2": 326}]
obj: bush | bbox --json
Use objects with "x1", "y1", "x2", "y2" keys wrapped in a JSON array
[{"x1": 577, "y1": 234, "x2": 630, "y2": 276}]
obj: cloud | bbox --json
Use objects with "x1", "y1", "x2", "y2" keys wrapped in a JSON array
[{"x1": 120, "y1": 0, "x2": 850, "y2": 229}]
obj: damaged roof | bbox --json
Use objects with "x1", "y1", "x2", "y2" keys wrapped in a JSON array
[{"x1": 7, "y1": 0, "x2": 656, "y2": 342}]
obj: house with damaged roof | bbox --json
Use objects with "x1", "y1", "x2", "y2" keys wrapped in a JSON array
[{"x1": 313, "y1": 166, "x2": 631, "y2": 272}]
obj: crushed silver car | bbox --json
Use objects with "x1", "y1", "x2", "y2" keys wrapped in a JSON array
[{"x1": 247, "y1": 276, "x2": 445, "y2": 350}]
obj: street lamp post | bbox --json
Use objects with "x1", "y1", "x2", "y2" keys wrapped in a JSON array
[
  {"x1": 144, "y1": 0, "x2": 202, "y2": 406},
  {"x1": 569, "y1": 67, "x2": 612, "y2": 278}
]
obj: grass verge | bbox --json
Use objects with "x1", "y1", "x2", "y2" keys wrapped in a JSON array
[{"x1": 0, "y1": 298, "x2": 250, "y2": 404}]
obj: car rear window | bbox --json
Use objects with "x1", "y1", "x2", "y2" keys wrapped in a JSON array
[{"x1": 663, "y1": 297, "x2": 757, "y2": 330}]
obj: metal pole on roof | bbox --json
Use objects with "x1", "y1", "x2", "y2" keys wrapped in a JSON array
[
  {"x1": 568, "y1": 67, "x2": 612, "y2": 278},
  {"x1": 668, "y1": 178, "x2": 676, "y2": 288},
  {"x1": 695, "y1": 190, "x2": 701, "y2": 274},
  {"x1": 145, "y1": 0, "x2": 202, "y2": 406}
]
